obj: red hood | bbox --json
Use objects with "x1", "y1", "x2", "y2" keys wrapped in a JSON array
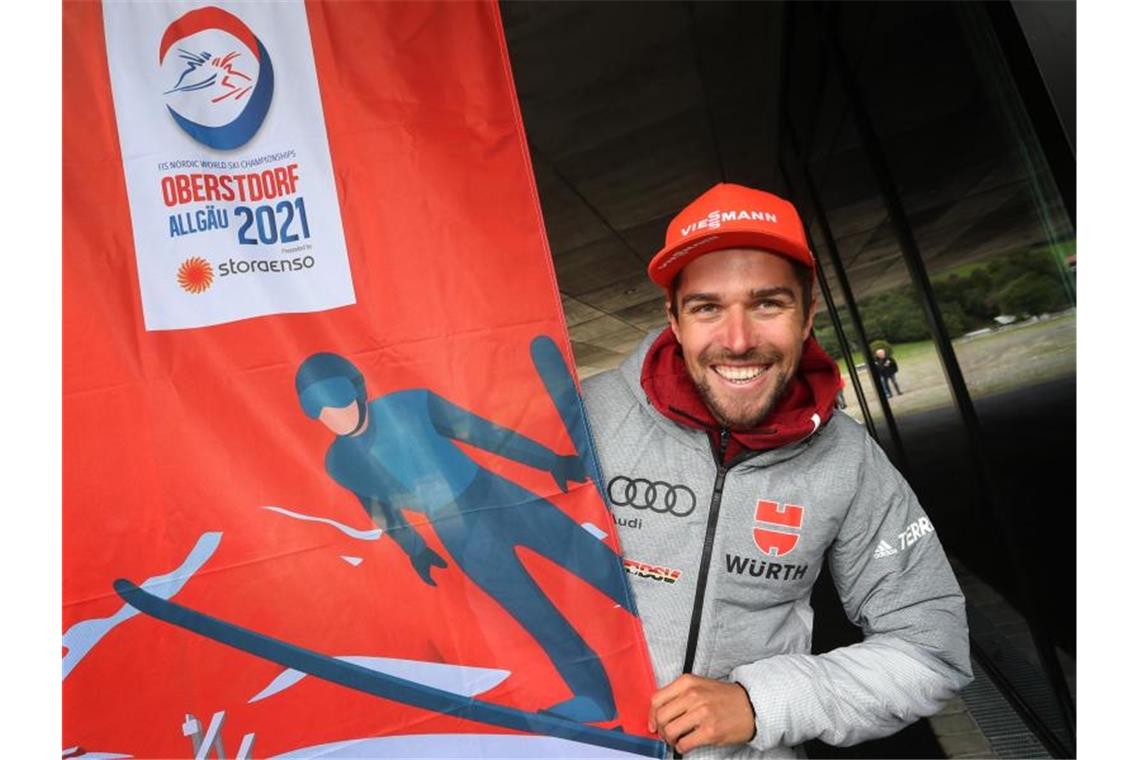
[{"x1": 640, "y1": 328, "x2": 843, "y2": 463}]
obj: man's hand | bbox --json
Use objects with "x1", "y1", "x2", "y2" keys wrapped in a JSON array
[
  {"x1": 648, "y1": 674, "x2": 757, "y2": 753},
  {"x1": 550, "y1": 454, "x2": 588, "y2": 492},
  {"x1": 410, "y1": 548, "x2": 448, "y2": 586}
]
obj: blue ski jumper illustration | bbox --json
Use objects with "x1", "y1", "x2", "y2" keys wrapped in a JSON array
[{"x1": 294, "y1": 338, "x2": 633, "y2": 724}]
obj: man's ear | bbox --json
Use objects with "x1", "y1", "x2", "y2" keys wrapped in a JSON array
[
  {"x1": 802, "y1": 297, "x2": 818, "y2": 341},
  {"x1": 667, "y1": 299, "x2": 680, "y2": 341}
]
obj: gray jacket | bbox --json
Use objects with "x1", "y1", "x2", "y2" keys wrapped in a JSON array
[{"x1": 582, "y1": 331, "x2": 971, "y2": 759}]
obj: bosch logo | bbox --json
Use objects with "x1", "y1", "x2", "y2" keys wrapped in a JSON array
[
  {"x1": 607, "y1": 476, "x2": 696, "y2": 517},
  {"x1": 624, "y1": 558, "x2": 682, "y2": 585}
]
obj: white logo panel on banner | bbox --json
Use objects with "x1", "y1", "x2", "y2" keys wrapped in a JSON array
[{"x1": 103, "y1": 1, "x2": 355, "y2": 331}]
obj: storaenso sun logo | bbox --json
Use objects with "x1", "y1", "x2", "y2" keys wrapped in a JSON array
[
  {"x1": 177, "y1": 257, "x2": 214, "y2": 293},
  {"x1": 159, "y1": 7, "x2": 274, "y2": 150}
]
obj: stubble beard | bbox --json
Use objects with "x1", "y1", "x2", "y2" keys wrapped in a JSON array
[{"x1": 689, "y1": 348, "x2": 795, "y2": 431}]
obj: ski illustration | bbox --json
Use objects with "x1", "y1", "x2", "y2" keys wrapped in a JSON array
[
  {"x1": 113, "y1": 580, "x2": 665, "y2": 758},
  {"x1": 529, "y1": 335, "x2": 604, "y2": 493}
]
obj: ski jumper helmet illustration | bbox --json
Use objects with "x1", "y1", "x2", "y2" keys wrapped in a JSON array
[{"x1": 295, "y1": 353, "x2": 369, "y2": 436}]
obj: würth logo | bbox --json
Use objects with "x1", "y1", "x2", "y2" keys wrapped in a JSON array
[{"x1": 752, "y1": 499, "x2": 804, "y2": 557}]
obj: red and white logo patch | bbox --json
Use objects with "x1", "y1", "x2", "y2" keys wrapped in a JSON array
[{"x1": 752, "y1": 499, "x2": 805, "y2": 557}]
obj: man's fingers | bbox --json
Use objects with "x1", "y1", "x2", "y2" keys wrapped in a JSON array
[
  {"x1": 650, "y1": 674, "x2": 697, "y2": 711},
  {"x1": 648, "y1": 674, "x2": 702, "y2": 734},
  {"x1": 647, "y1": 674, "x2": 757, "y2": 751},
  {"x1": 660, "y1": 703, "x2": 704, "y2": 747},
  {"x1": 675, "y1": 724, "x2": 714, "y2": 755},
  {"x1": 651, "y1": 693, "x2": 692, "y2": 737},
  {"x1": 648, "y1": 675, "x2": 690, "y2": 731}
]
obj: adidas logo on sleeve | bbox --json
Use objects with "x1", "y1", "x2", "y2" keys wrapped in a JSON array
[{"x1": 873, "y1": 539, "x2": 898, "y2": 559}]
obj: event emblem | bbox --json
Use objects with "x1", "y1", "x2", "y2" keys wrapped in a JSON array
[{"x1": 159, "y1": 6, "x2": 274, "y2": 150}]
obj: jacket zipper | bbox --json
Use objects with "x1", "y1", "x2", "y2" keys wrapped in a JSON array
[
  {"x1": 680, "y1": 427, "x2": 731, "y2": 676},
  {"x1": 670, "y1": 428, "x2": 731, "y2": 760}
]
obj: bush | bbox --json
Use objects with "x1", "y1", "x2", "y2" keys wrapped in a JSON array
[
  {"x1": 862, "y1": 290, "x2": 929, "y2": 343},
  {"x1": 935, "y1": 271, "x2": 996, "y2": 330},
  {"x1": 938, "y1": 301, "x2": 968, "y2": 336},
  {"x1": 996, "y1": 271, "x2": 1069, "y2": 316}
]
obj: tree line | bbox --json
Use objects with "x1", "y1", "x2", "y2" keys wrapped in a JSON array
[{"x1": 814, "y1": 246, "x2": 1074, "y2": 357}]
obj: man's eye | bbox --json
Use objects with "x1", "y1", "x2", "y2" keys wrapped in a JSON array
[{"x1": 691, "y1": 304, "x2": 720, "y2": 314}]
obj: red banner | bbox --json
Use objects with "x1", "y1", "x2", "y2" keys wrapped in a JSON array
[{"x1": 64, "y1": 2, "x2": 661, "y2": 757}]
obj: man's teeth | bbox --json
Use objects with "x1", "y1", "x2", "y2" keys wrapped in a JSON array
[{"x1": 714, "y1": 365, "x2": 765, "y2": 383}]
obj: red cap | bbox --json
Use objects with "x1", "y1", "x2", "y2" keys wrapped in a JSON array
[{"x1": 647, "y1": 183, "x2": 814, "y2": 289}]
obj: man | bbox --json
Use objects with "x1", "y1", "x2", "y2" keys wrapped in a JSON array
[
  {"x1": 294, "y1": 348, "x2": 636, "y2": 723},
  {"x1": 874, "y1": 348, "x2": 903, "y2": 398},
  {"x1": 583, "y1": 183, "x2": 971, "y2": 757}
]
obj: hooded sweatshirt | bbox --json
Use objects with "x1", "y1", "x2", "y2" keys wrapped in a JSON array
[{"x1": 583, "y1": 328, "x2": 971, "y2": 759}]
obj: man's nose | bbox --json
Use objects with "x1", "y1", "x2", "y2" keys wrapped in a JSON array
[{"x1": 721, "y1": 308, "x2": 755, "y2": 355}]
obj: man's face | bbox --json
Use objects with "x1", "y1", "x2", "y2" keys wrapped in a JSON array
[
  {"x1": 667, "y1": 248, "x2": 815, "y2": 431},
  {"x1": 875, "y1": 349, "x2": 886, "y2": 360},
  {"x1": 318, "y1": 401, "x2": 362, "y2": 436}
]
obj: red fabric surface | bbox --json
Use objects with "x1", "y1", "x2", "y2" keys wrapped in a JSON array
[{"x1": 63, "y1": 3, "x2": 657, "y2": 756}]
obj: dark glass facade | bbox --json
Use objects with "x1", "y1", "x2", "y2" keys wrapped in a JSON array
[{"x1": 781, "y1": 3, "x2": 1075, "y2": 755}]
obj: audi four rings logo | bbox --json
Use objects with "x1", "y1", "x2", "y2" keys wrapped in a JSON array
[{"x1": 607, "y1": 476, "x2": 696, "y2": 517}]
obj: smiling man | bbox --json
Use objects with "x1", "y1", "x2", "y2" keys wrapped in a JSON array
[{"x1": 583, "y1": 183, "x2": 971, "y2": 758}]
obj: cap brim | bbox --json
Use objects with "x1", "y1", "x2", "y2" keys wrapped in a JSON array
[{"x1": 648, "y1": 230, "x2": 814, "y2": 288}]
